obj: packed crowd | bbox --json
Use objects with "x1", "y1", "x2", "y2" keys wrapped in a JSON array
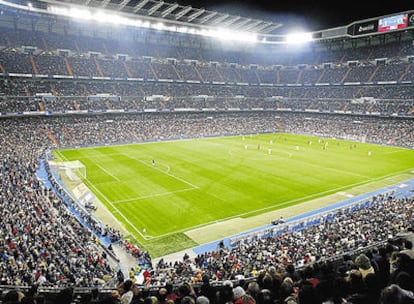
[
  {"x1": 1, "y1": 80, "x2": 414, "y2": 117},
  {"x1": 2, "y1": 50, "x2": 414, "y2": 85},
  {"x1": 1, "y1": 25, "x2": 414, "y2": 66},
  {"x1": 0, "y1": 193, "x2": 413, "y2": 303},
  {"x1": 37, "y1": 112, "x2": 413, "y2": 149},
  {"x1": 2, "y1": 29, "x2": 414, "y2": 120},
  {"x1": 0, "y1": 118, "x2": 118, "y2": 289},
  {"x1": 0, "y1": 14, "x2": 414, "y2": 304},
  {"x1": 0, "y1": 112, "x2": 412, "y2": 293}
]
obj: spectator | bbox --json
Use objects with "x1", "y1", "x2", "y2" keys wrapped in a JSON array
[
  {"x1": 120, "y1": 280, "x2": 134, "y2": 304},
  {"x1": 380, "y1": 284, "x2": 414, "y2": 304},
  {"x1": 355, "y1": 254, "x2": 376, "y2": 280}
]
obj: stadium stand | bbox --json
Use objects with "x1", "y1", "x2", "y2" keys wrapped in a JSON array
[{"x1": 0, "y1": 1, "x2": 414, "y2": 303}]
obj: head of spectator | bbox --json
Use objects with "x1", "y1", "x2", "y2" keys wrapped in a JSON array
[
  {"x1": 196, "y1": 295, "x2": 210, "y2": 304},
  {"x1": 268, "y1": 266, "x2": 277, "y2": 277},
  {"x1": 327, "y1": 277, "x2": 349, "y2": 304},
  {"x1": 260, "y1": 274, "x2": 272, "y2": 291},
  {"x1": 158, "y1": 287, "x2": 168, "y2": 303},
  {"x1": 122, "y1": 279, "x2": 133, "y2": 293},
  {"x1": 178, "y1": 282, "x2": 193, "y2": 298},
  {"x1": 279, "y1": 279, "x2": 297, "y2": 304},
  {"x1": 181, "y1": 296, "x2": 195, "y2": 304},
  {"x1": 165, "y1": 281, "x2": 179, "y2": 302},
  {"x1": 202, "y1": 274, "x2": 210, "y2": 284},
  {"x1": 314, "y1": 279, "x2": 331, "y2": 303},
  {"x1": 346, "y1": 269, "x2": 366, "y2": 295},
  {"x1": 232, "y1": 286, "x2": 245, "y2": 301},
  {"x1": 256, "y1": 289, "x2": 273, "y2": 304},
  {"x1": 235, "y1": 295, "x2": 256, "y2": 304},
  {"x1": 111, "y1": 290, "x2": 121, "y2": 301},
  {"x1": 380, "y1": 284, "x2": 414, "y2": 304},
  {"x1": 364, "y1": 272, "x2": 380, "y2": 292},
  {"x1": 233, "y1": 286, "x2": 255, "y2": 304},
  {"x1": 217, "y1": 285, "x2": 233, "y2": 304},
  {"x1": 285, "y1": 264, "x2": 300, "y2": 282},
  {"x1": 144, "y1": 296, "x2": 159, "y2": 304},
  {"x1": 297, "y1": 281, "x2": 319, "y2": 304},
  {"x1": 223, "y1": 280, "x2": 234, "y2": 288},
  {"x1": 394, "y1": 271, "x2": 414, "y2": 292},
  {"x1": 141, "y1": 287, "x2": 151, "y2": 300},
  {"x1": 355, "y1": 253, "x2": 375, "y2": 279},
  {"x1": 246, "y1": 281, "x2": 260, "y2": 301},
  {"x1": 401, "y1": 240, "x2": 414, "y2": 260},
  {"x1": 394, "y1": 252, "x2": 413, "y2": 275}
]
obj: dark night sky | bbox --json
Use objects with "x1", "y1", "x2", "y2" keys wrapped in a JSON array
[{"x1": 175, "y1": 0, "x2": 413, "y2": 32}]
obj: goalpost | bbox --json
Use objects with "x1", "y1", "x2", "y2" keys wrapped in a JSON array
[
  {"x1": 49, "y1": 159, "x2": 98, "y2": 211},
  {"x1": 50, "y1": 160, "x2": 87, "y2": 182}
]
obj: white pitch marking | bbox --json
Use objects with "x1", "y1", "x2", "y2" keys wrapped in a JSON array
[
  {"x1": 84, "y1": 179, "x2": 149, "y2": 239},
  {"x1": 122, "y1": 153, "x2": 199, "y2": 189},
  {"x1": 96, "y1": 164, "x2": 121, "y2": 182},
  {"x1": 113, "y1": 187, "x2": 197, "y2": 203}
]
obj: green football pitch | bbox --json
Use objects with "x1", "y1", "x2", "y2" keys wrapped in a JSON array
[{"x1": 54, "y1": 133, "x2": 414, "y2": 257}]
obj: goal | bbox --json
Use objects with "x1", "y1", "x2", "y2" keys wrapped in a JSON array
[{"x1": 50, "y1": 160, "x2": 86, "y2": 182}]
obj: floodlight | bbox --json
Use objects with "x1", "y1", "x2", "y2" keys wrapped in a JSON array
[
  {"x1": 92, "y1": 11, "x2": 110, "y2": 22},
  {"x1": 176, "y1": 26, "x2": 189, "y2": 33},
  {"x1": 284, "y1": 32, "x2": 313, "y2": 44},
  {"x1": 153, "y1": 22, "x2": 165, "y2": 30},
  {"x1": 209, "y1": 28, "x2": 257, "y2": 43},
  {"x1": 45, "y1": 3, "x2": 258, "y2": 44},
  {"x1": 70, "y1": 8, "x2": 91, "y2": 20}
]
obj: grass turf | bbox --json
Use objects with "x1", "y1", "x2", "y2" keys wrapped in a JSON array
[{"x1": 53, "y1": 133, "x2": 414, "y2": 257}]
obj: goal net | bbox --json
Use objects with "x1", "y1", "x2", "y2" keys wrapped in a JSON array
[{"x1": 50, "y1": 160, "x2": 86, "y2": 182}]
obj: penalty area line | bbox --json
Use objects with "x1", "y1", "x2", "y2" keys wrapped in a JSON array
[
  {"x1": 96, "y1": 164, "x2": 121, "y2": 182},
  {"x1": 83, "y1": 178, "x2": 150, "y2": 239},
  {"x1": 113, "y1": 187, "x2": 198, "y2": 203}
]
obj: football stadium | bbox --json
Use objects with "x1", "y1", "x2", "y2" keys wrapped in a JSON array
[{"x1": 0, "y1": 0, "x2": 414, "y2": 302}]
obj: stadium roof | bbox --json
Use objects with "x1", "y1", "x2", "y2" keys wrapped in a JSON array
[
  {"x1": 37, "y1": 0, "x2": 284, "y2": 35},
  {"x1": 1, "y1": 0, "x2": 414, "y2": 44}
]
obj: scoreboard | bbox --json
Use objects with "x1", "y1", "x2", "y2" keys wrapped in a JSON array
[
  {"x1": 348, "y1": 11, "x2": 414, "y2": 37},
  {"x1": 378, "y1": 13, "x2": 408, "y2": 32},
  {"x1": 318, "y1": 10, "x2": 414, "y2": 41}
]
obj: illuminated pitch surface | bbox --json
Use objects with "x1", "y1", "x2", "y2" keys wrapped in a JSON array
[{"x1": 55, "y1": 133, "x2": 414, "y2": 256}]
